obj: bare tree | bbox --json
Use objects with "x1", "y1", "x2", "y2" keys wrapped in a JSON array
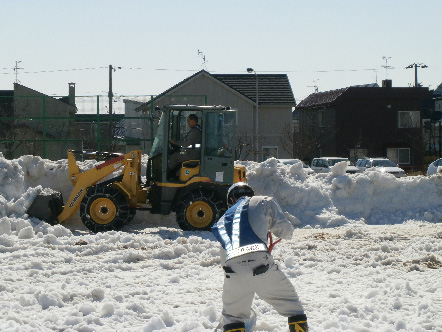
[
  {"x1": 281, "y1": 119, "x2": 320, "y2": 162},
  {"x1": 0, "y1": 121, "x2": 24, "y2": 159},
  {"x1": 235, "y1": 130, "x2": 262, "y2": 161}
]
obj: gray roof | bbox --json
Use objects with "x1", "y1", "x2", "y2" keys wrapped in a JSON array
[
  {"x1": 434, "y1": 83, "x2": 442, "y2": 96},
  {"x1": 296, "y1": 88, "x2": 348, "y2": 109},
  {"x1": 297, "y1": 84, "x2": 430, "y2": 109},
  {"x1": 297, "y1": 83, "x2": 379, "y2": 109},
  {"x1": 212, "y1": 73, "x2": 296, "y2": 105},
  {"x1": 136, "y1": 70, "x2": 295, "y2": 110}
]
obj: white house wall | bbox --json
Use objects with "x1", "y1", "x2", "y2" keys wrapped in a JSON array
[{"x1": 259, "y1": 105, "x2": 293, "y2": 160}]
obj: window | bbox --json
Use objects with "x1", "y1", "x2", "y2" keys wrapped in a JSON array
[
  {"x1": 313, "y1": 158, "x2": 328, "y2": 167},
  {"x1": 387, "y1": 148, "x2": 410, "y2": 164},
  {"x1": 398, "y1": 148, "x2": 410, "y2": 164},
  {"x1": 262, "y1": 146, "x2": 278, "y2": 161},
  {"x1": 319, "y1": 110, "x2": 325, "y2": 127},
  {"x1": 398, "y1": 111, "x2": 420, "y2": 128},
  {"x1": 204, "y1": 111, "x2": 235, "y2": 157},
  {"x1": 149, "y1": 113, "x2": 166, "y2": 157}
]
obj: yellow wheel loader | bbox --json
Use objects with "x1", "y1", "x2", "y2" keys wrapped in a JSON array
[{"x1": 27, "y1": 105, "x2": 247, "y2": 232}]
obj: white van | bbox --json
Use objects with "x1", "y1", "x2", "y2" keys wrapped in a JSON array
[
  {"x1": 277, "y1": 159, "x2": 314, "y2": 175},
  {"x1": 311, "y1": 157, "x2": 361, "y2": 174}
]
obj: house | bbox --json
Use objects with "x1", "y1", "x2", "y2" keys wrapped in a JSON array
[
  {"x1": 135, "y1": 70, "x2": 296, "y2": 161},
  {"x1": 433, "y1": 83, "x2": 442, "y2": 114},
  {"x1": 123, "y1": 99, "x2": 157, "y2": 154},
  {"x1": 296, "y1": 80, "x2": 430, "y2": 171},
  {"x1": 425, "y1": 83, "x2": 442, "y2": 159},
  {"x1": 0, "y1": 83, "x2": 78, "y2": 160}
]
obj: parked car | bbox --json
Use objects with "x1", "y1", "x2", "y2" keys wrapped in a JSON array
[
  {"x1": 311, "y1": 157, "x2": 361, "y2": 174},
  {"x1": 277, "y1": 159, "x2": 314, "y2": 175},
  {"x1": 355, "y1": 157, "x2": 406, "y2": 177},
  {"x1": 426, "y1": 158, "x2": 442, "y2": 176}
]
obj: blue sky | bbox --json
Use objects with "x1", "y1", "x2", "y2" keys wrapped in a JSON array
[{"x1": 1, "y1": 0, "x2": 440, "y2": 103}]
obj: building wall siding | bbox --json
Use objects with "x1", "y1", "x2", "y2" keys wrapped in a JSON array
[
  {"x1": 297, "y1": 86, "x2": 429, "y2": 168},
  {"x1": 7, "y1": 84, "x2": 77, "y2": 160}
]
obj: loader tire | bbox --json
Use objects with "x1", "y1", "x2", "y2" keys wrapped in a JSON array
[
  {"x1": 176, "y1": 189, "x2": 223, "y2": 231},
  {"x1": 80, "y1": 185, "x2": 135, "y2": 233}
]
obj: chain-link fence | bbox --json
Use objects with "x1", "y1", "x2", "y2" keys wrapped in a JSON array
[{"x1": 0, "y1": 93, "x2": 207, "y2": 160}]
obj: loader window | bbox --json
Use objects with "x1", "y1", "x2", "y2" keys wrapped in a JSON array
[
  {"x1": 149, "y1": 113, "x2": 166, "y2": 158},
  {"x1": 204, "y1": 112, "x2": 235, "y2": 157},
  {"x1": 169, "y1": 111, "x2": 202, "y2": 144}
]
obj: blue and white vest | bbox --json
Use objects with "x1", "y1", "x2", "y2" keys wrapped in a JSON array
[{"x1": 212, "y1": 197, "x2": 268, "y2": 261}]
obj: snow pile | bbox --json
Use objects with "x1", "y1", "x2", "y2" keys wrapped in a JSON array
[
  {"x1": 241, "y1": 158, "x2": 442, "y2": 227},
  {"x1": 2, "y1": 154, "x2": 442, "y2": 230}
]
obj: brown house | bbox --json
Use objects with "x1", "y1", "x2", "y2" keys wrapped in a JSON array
[{"x1": 296, "y1": 81, "x2": 430, "y2": 171}]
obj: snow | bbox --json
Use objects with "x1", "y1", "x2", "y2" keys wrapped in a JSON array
[{"x1": 0, "y1": 154, "x2": 442, "y2": 331}]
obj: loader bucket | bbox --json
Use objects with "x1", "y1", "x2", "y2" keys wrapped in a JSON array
[{"x1": 27, "y1": 189, "x2": 64, "y2": 225}]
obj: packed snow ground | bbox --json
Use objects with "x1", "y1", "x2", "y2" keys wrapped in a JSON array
[{"x1": 0, "y1": 154, "x2": 442, "y2": 332}]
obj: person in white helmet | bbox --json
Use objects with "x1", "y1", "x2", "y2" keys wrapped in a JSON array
[{"x1": 212, "y1": 182, "x2": 308, "y2": 332}]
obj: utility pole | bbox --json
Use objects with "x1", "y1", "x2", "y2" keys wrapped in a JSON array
[
  {"x1": 108, "y1": 65, "x2": 121, "y2": 115},
  {"x1": 108, "y1": 65, "x2": 113, "y2": 115},
  {"x1": 405, "y1": 63, "x2": 428, "y2": 87},
  {"x1": 108, "y1": 65, "x2": 120, "y2": 149},
  {"x1": 247, "y1": 68, "x2": 259, "y2": 162}
]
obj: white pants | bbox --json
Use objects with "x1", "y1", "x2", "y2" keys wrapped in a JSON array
[{"x1": 221, "y1": 251, "x2": 305, "y2": 326}]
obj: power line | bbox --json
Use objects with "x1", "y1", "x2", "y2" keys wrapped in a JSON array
[
  {"x1": 0, "y1": 66, "x2": 108, "y2": 75},
  {"x1": 0, "y1": 66, "x2": 200, "y2": 75},
  {"x1": 0, "y1": 66, "x2": 380, "y2": 76}
]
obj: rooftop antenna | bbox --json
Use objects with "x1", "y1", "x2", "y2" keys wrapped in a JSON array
[
  {"x1": 405, "y1": 62, "x2": 428, "y2": 87},
  {"x1": 197, "y1": 49, "x2": 208, "y2": 70},
  {"x1": 382, "y1": 56, "x2": 394, "y2": 79},
  {"x1": 308, "y1": 79, "x2": 319, "y2": 93},
  {"x1": 14, "y1": 61, "x2": 23, "y2": 83}
]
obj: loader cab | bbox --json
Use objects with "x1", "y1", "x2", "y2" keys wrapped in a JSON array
[{"x1": 147, "y1": 105, "x2": 236, "y2": 184}]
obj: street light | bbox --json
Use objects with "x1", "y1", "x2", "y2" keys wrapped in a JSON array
[
  {"x1": 405, "y1": 63, "x2": 428, "y2": 87},
  {"x1": 247, "y1": 68, "x2": 259, "y2": 161}
]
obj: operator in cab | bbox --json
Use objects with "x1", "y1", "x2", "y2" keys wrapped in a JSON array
[{"x1": 168, "y1": 114, "x2": 201, "y2": 178}]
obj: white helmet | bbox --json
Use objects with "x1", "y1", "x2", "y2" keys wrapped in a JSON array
[{"x1": 227, "y1": 182, "x2": 254, "y2": 206}]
